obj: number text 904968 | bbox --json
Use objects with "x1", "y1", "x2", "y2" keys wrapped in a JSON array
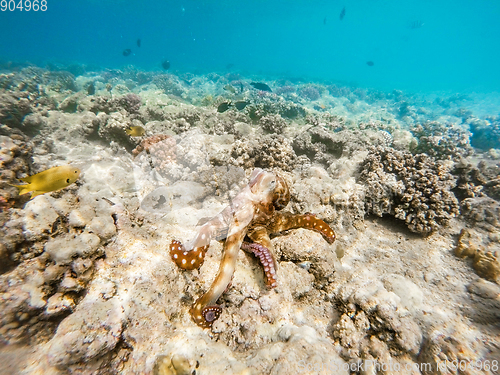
[{"x1": 1, "y1": 0, "x2": 47, "y2": 11}]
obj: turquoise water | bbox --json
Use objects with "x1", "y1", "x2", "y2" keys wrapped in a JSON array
[{"x1": 1, "y1": 0, "x2": 500, "y2": 93}]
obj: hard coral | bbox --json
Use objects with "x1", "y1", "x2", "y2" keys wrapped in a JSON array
[
  {"x1": 260, "y1": 114, "x2": 287, "y2": 134},
  {"x1": 116, "y1": 93, "x2": 142, "y2": 113},
  {"x1": 230, "y1": 134, "x2": 297, "y2": 171},
  {"x1": 358, "y1": 146, "x2": 460, "y2": 234},
  {"x1": 469, "y1": 116, "x2": 500, "y2": 151},
  {"x1": 411, "y1": 121, "x2": 472, "y2": 159}
]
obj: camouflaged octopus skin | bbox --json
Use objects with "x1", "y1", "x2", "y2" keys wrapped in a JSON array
[{"x1": 170, "y1": 168, "x2": 336, "y2": 328}]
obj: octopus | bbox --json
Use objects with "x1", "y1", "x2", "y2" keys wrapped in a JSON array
[{"x1": 169, "y1": 168, "x2": 336, "y2": 328}]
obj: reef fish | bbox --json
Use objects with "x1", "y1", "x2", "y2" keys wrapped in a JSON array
[
  {"x1": 123, "y1": 49, "x2": 132, "y2": 57},
  {"x1": 137, "y1": 38, "x2": 141, "y2": 47},
  {"x1": 13, "y1": 165, "x2": 81, "y2": 199},
  {"x1": 234, "y1": 100, "x2": 250, "y2": 110},
  {"x1": 250, "y1": 82, "x2": 272, "y2": 92},
  {"x1": 223, "y1": 84, "x2": 236, "y2": 93},
  {"x1": 125, "y1": 125, "x2": 145, "y2": 136},
  {"x1": 366, "y1": 61, "x2": 374, "y2": 66},
  {"x1": 217, "y1": 102, "x2": 232, "y2": 113},
  {"x1": 87, "y1": 82, "x2": 95, "y2": 95}
]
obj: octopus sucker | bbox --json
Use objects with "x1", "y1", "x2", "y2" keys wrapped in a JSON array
[{"x1": 169, "y1": 168, "x2": 336, "y2": 328}]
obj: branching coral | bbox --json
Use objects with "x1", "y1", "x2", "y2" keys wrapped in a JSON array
[{"x1": 358, "y1": 146, "x2": 459, "y2": 234}]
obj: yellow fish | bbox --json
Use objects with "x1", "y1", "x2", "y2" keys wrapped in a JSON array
[
  {"x1": 13, "y1": 165, "x2": 81, "y2": 199},
  {"x1": 125, "y1": 126, "x2": 145, "y2": 137}
]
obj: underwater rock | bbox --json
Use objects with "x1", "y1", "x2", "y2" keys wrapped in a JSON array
[
  {"x1": 358, "y1": 146, "x2": 459, "y2": 234},
  {"x1": 454, "y1": 225, "x2": 500, "y2": 282},
  {"x1": 44, "y1": 233, "x2": 101, "y2": 265},
  {"x1": 22, "y1": 196, "x2": 60, "y2": 241},
  {"x1": 0, "y1": 91, "x2": 32, "y2": 128},
  {"x1": 454, "y1": 160, "x2": 500, "y2": 201},
  {"x1": 461, "y1": 196, "x2": 500, "y2": 231},
  {"x1": 330, "y1": 270, "x2": 423, "y2": 360},
  {"x1": 47, "y1": 298, "x2": 125, "y2": 368}
]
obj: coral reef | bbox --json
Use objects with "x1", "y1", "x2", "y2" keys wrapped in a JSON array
[
  {"x1": 229, "y1": 134, "x2": 297, "y2": 171},
  {"x1": 469, "y1": 115, "x2": 500, "y2": 151},
  {"x1": 411, "y1": 121, "x2": 472, "y2": 159},
  {"x1": 298, "y1": 85, "x2": 322, "y2": 101},
  {"x1": 358, "y1": 146, "x2": 460, "y2": 234},
  {"x1": 259, "y1": 114, "x2": 287, "y2": 134}
]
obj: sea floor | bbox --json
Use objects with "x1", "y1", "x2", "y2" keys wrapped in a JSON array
[{"x1": 0, "y1": 65, "x2": 499, "y2": 374}]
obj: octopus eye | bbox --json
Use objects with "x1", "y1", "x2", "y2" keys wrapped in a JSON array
[{"x1": 202, "y1": 305, "x2": 222, "y2": 324}]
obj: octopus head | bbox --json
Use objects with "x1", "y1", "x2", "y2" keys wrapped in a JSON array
[
  {"x1": 249, "y1": 169, "x2": 290, "y2": 210},
  {"x1": 272, "y1": 174, "x2": 290, "y2": 210}
]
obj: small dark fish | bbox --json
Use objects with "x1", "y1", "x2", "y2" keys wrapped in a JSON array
[
  {"x1": 239, "y1": 82, "x2": 244, "y2": 93},
  {"x1": 217, "y1": 102, "x2": 232, "y2": 113},
  {"x1": 122, "y1": 49, "x2": 132, "y2": 57},
  {"x1": 366, "y1": 61, "x2": 374, "y2": 66},
  {"x1": 340, "y1": 6, "x2": 346, "y2": 20},
  {"x1": 234, "y1": 100, "x2": 250, "y2": 110},
  {"x1": 87, "y1": 82, "x2": 95, "y2": 95},
  {"x1": 226, "y1": 63, "x2": 234, "y2": 70},
  {"x1": 323, "y1": 17, "x2": 327, "y2": 25},
  {"x1": 250, "y1": 82, "x2": 272, "y2": 92},
  {"x1": 161, "y1": 60, "x2": 170, "y2": 70},
  {"x1": 137, "y1": 38, "x2": 141, "y2": 47}
]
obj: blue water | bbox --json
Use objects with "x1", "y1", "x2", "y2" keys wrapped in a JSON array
[{"x1": 1, "y1": 0, "x2": 500, "y2": 93}]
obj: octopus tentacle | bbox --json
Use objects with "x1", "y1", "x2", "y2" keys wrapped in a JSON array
[
  {"x1": 170, "y1": 240, "x2": 209, "y2": 270},
  {"x1": 190, "y1": 229, "x2": 247, "y2": 328},
  {"x1": 169, "y1": 209, "x2": 231, "y2": 270},
  {"x1": 267, "y1": 211, "x2": 336, "y2": 244},
  {"x1": 241, "y1": 241, "x2": 277, "y2": 288}
]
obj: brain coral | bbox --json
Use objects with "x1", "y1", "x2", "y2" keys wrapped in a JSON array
[{"x1": 358, "y1": 146, "x2": 460, "y2": 234}]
